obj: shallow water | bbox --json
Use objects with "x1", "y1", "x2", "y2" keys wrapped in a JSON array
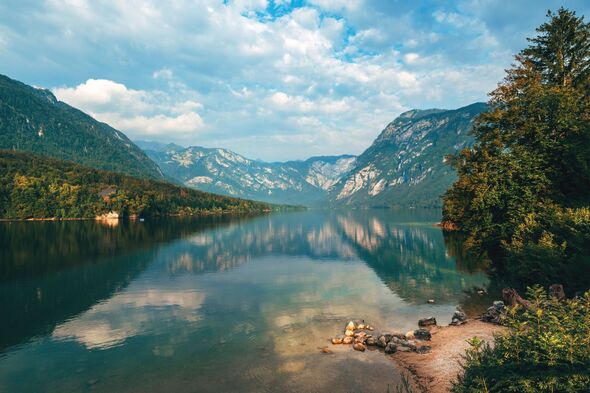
[{"x1": 0, "y1": 209, "x2": 490, "y2": 393}]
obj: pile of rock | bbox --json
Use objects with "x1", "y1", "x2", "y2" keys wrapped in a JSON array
[{"x1": 330, "y1": 320, "x2": 432, "y2": 355}]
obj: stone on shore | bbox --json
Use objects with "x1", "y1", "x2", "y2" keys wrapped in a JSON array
[
  {"x1": 346, "y1": 321, "x2": 356, "y2": 331},
  {"x1": 353, "y1": 342, "x2": 366, "y2": 352},
  {"x1": 342, "y1": 336, "x2": 353, "y2": 344},
  {"x1": 384, "y1": 342, "x2": 397, "y2": 354},
  {"x1": 418, "y1": 317, "x2": 437, "y2": 327},
  {"x1": 344, "y1": 330, "x2": 355, "y2": 337},
  {"x1": 331, "y1": 337, "x2": 343, "y2": 344},
  {"x1": 414, "y1": 328, "x2": 432, "y2": 341}
]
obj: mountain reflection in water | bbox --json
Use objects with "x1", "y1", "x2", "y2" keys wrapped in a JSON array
[{"x1": 0, "y1": 209, "x2": 490, "y2": 393}]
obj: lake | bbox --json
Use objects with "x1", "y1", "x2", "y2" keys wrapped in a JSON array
[{"x1": 0, "y1": 209, "x2": 491, "y2": 393}]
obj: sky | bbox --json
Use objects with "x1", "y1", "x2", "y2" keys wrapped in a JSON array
[{"x1": 1, "y1": 1, "x2": 589, "y2": 161}]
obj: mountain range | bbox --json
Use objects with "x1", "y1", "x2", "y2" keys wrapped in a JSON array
[
  {"x1": 140, "y1": 103, "x2": 486, "y2": 207},
  {"x1": 0, "y1": 73, "x2": 487, "y2": 208},
  {"x1": 137, "y1": 141, "x2": 356, "y2": 206}
]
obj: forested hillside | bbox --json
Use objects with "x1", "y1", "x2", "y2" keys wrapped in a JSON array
[
  {"x1": 0, "y1": 75, "x2": 163, "y2": 179},
  {"x1": 0, "y1": 150, "x2": 273, "y2": 219}
]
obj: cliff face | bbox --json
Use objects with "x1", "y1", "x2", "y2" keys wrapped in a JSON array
[{"x1": 328, "y1": 103, "x2": 487, "y2": 207}]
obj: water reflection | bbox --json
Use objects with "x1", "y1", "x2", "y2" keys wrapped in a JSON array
[{"x1": 0, "y1": 210, "x2": 491, "y2": 393}]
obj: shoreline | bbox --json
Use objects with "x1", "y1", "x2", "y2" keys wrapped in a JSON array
[
  {"x1": 391, "y1": 320, "x2": 505, "y2": 393},
  {"x1": 0, "y1": 210, "x2": 275, "y2": 222}
]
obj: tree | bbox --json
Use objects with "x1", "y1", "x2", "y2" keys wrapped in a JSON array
[{"x1": 442, "y1": 8, "x2": 590, "y2": 291}]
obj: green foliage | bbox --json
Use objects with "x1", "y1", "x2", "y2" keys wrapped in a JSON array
[
  {"x1": 442, "y1": 8, "x2": 590, "y2": 291},
  {"x1": 452, "y1": 286, "x2": 590, "y2": 393},
  {"x1": 0, "y1": 150, "x2": 275, "y2": 219},
  {"x1": 0, "y1": 74, "x2": 163, "y2": 179}
]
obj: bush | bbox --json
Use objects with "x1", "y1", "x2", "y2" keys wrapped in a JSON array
[{"x1": 452, "y1": 286, "x2": 590, "y2": 392}]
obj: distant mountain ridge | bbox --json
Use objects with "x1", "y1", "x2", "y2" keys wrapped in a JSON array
[
  {"x1": 0, "y1": 74, "x2": 163, "y2": 179},
  {"x1": 141, "y1": 143, "x2": 356, "y2": 205},
  {"x1": 328, "y1": 102, "x2": 487, "y2": 207}
]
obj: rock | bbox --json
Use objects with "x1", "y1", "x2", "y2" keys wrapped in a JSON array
[
  {"x1": 418, "y1": 317, "x2": 437, "y2": 327},
  {"x1": 493, "y1": 301, "x2": 505, "y2": 311},
  {"x1": 477, "y1": 289, "x2": 486, "y2": 295},
  {"x1": 357, "y1": 323, "x2": 366, "y2": 330},
  {"x1": 331, "y1": 337, "x2": 343, "y2": 344},
  {"x1": 392, "y1": 332, "x2": 407, "y2": 340},
  {"x1": 391, "y1": 336, "x2": 416, "y2": 351},
  {"x1": 380, "y1": 333, "x2": 393, "y2": 342},
  {"x1": 396, "y1": 346, "x2": 412, "y2": 352},
  {"x1": 344, "y1": 330, "x2": 355, "y2": 337},
  {"x1": 366, "y1": 325, "x2": 374, "y2": 331},
  {"x1": 354, "y1": 336, "x2": 366, "y2": 344},
  {"x1": 414, "y1": 328, "x2": 431, "y2": 341},
  {"x1": 416, "y1": 345, "x2": 431, "y2": 354},
  {"x1": 354, "y1": 331, "x2": 367, "y2": 338},
  {"x1": 365, "y1": 337, "x2": 377, "y2": 346},
  {"x1": 342, "y1": 336, "x2": 354, "y2": 344},
  {"x1": 482, "y1": 302, "x2": 506, "y2": 324},
  {"x1": 353, "y1": 342, "x2": 366, "y2": 352},
  {"x1": 377, "y1": 336, "x2": 388, "y2": 348},
  {"x1": 384, "y1": 342, "x2": 397, "y2": 354},
  {"x1": 405, "y1": 331, "x2": 415, "y2": 340},
  {"x1": 427, "y1": 299, "x2": 435, "y2": 304},
  {"x1": 346, "y1": 321, "x2": 356, "y2": 331},
  {"x1": 321, "y1": 347, "x2": 333, "y2": 354},
  {"x1": 451, "y1": 309, "x2": 467, "y2": 326}
]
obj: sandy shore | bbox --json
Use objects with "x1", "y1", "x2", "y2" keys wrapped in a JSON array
[{"x1": 392, "y1": 320, "x2": 505, "y2": 393}]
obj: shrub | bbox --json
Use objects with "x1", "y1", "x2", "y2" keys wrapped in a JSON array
[{"x1": 452, "y1": 286, "x2": 590, "y2": 392}]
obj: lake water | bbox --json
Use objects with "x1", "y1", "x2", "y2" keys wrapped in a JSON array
[{"x1": 0, "y1": 210, "x2": 491, "y2": 393}]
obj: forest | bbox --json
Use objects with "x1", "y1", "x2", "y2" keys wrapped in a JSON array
[{"x1": 0, "y1": 150, "x2": 274, "y2": 219}]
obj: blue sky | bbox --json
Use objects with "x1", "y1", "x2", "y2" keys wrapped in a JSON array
[{"x1": 1, "y1": 0, "x2": 589, "y2": 161}]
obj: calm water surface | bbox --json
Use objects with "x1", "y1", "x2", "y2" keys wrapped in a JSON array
[{"x1": 0, "y1": 210, "x2": 490, "y2": 393}]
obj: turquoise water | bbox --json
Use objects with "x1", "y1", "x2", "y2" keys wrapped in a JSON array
[{"x1": 0, "y1": 210, "x2": 490, "y2": 393}]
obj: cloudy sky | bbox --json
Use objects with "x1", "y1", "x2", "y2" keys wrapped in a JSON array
[{"x1": 1, "y1": 0, "x2": 589, "y2": 161}]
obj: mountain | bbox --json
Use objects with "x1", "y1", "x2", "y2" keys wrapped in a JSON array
[
  {"x1": 0, "y1": 74, "x2": 163, "y2": 179},
  {"x1": 142, "y1": 145, "x2": 356, "y2": 205},
  {"x1": 0, "y1": 150, "x2": 273, "y2": 219},
  {"x1": 328, "y1": 102, "x2": 487, "y2": 207}
]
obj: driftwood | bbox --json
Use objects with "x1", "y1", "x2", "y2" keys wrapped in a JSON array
[
  {"x1": 502, "y1": 288, "x2": 533, "y2": 310},
  {"x1": 502, "y1": 284, "x2": 566, "y2": 311}
]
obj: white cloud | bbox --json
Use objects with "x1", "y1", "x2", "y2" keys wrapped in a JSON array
[
  {"x1": 4, "y1": 0, "x2": 586, "y2": 159},
  {"x1": 53, "y1": 79, "x2": 205, "y2": 138}
]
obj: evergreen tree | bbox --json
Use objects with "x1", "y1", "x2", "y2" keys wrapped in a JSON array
[{"x1": 442, "y1": 8, "x2": 590, "y2": 291}]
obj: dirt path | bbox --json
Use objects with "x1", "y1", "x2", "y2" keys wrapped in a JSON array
[{"x1": 392, "y1": 320, "x2": 506, "y2": 393}]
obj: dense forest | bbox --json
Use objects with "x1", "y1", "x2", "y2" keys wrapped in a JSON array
[
  {"x1": 443, "y1": 8, "x2": 590, "y2": 392},
  {"x1": 0, "y1": 150, "x2": 274, "y2": 219},
  {"x1": 443, "y1": 8, "x2": 590, "y2": 294}
]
